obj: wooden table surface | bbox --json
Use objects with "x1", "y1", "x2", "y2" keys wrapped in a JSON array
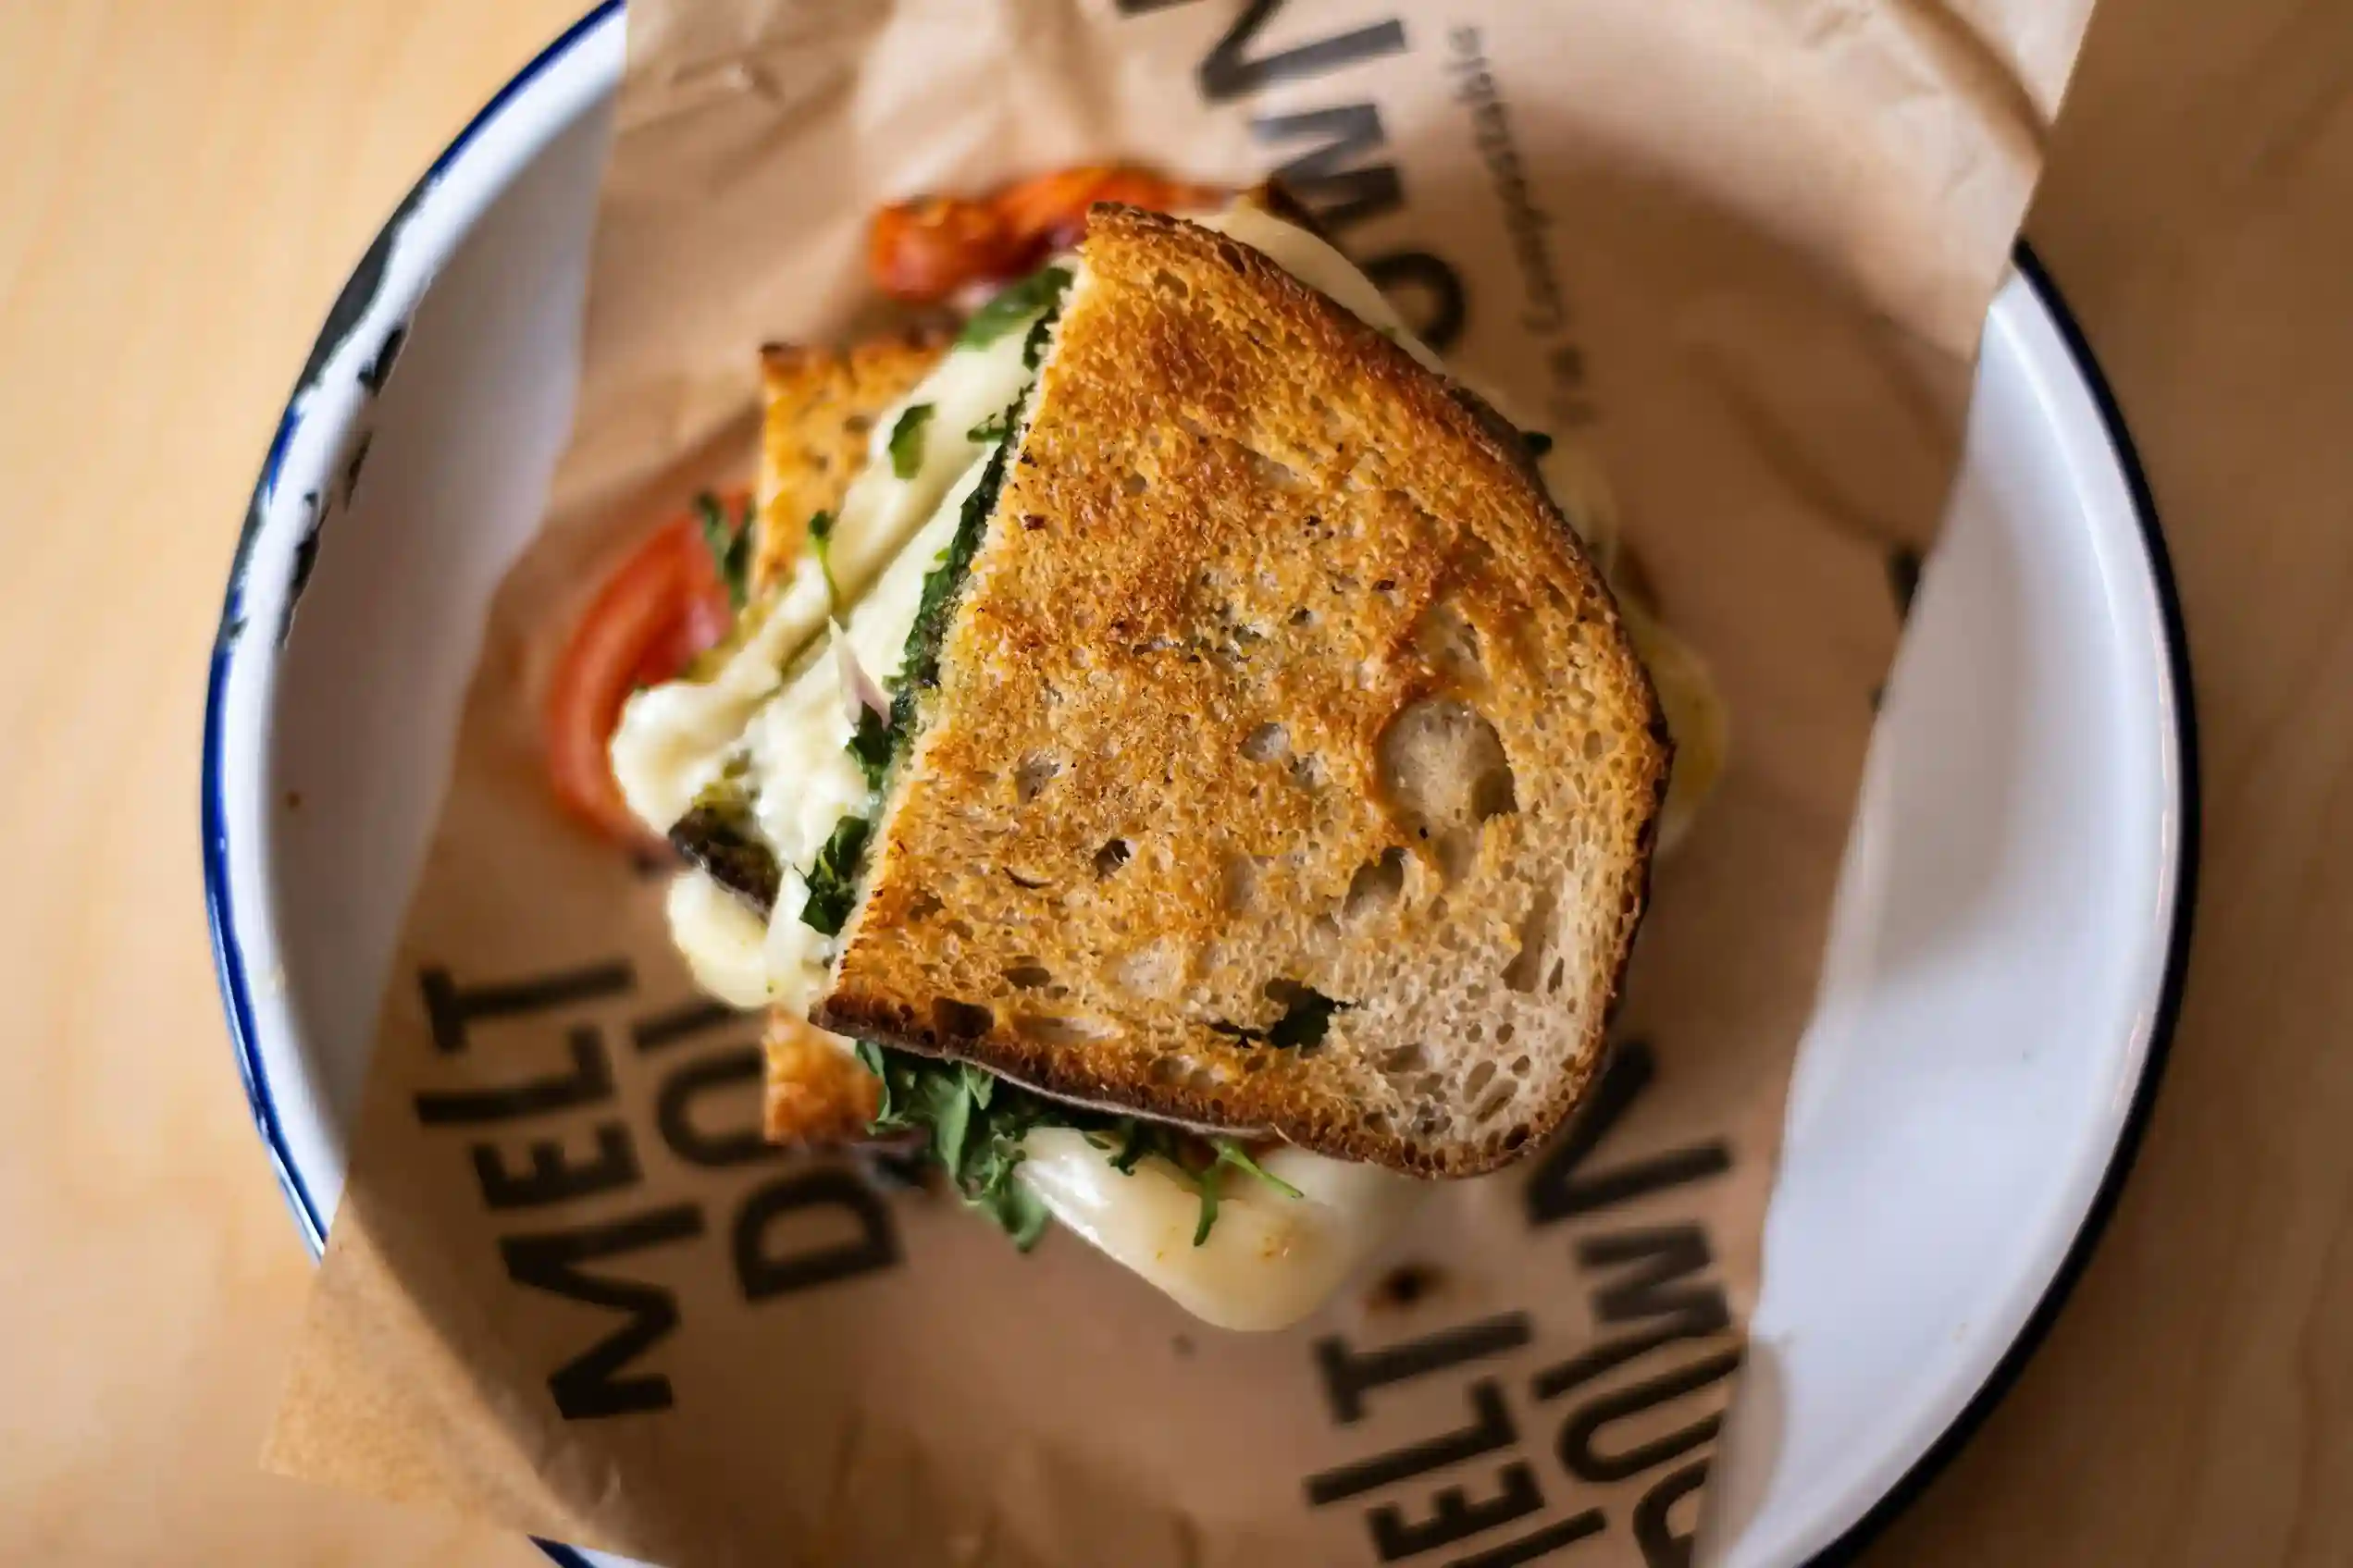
[{"x1": 5, "y1": 1, "x2": 2347, "y2": 1562}]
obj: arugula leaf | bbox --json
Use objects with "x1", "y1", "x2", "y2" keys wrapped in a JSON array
[
  {"x1": 957, "y1": 265, "x2": 1072, "y2": 349},
  {"x1": 887, "y1": 403, "x2": 934, "y2": 480},
  {"x1": 967, "y1": 412, "x2": 1010, "y2": 443},
  {"x1": 1521, "y1": 429, "x2": 1555, "y2": 458},
  {"x1": 796, "y1": 813, "x2": 872, "y2": 935},
  {"x1": 1022, "y1": 310, "x2": 1057, "y2": 372},
  {"x1": 896, "y1": 394, "x2": 1020, "y2": 704},
  {"x1": 1188, "y1": 1141, "x2": 1305, "y2": 1248},
  {"x1": 859, "y1": 1043, "x2": 1059, "y2": 1248},
  {"x1": 695, "y1": 490, "x2": 755, "y2": 611},
  {"x1": 807, "y1": 508, "x2": 836, "y2": 602},
  {"x1": 847, "y1": 703, "x2": 895, "y2": 794}
]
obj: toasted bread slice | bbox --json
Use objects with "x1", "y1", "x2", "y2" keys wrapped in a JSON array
[
  {"x1": 749, "y1": 333, "x2": 945, "y2": 1144},
  {"x1": 753, "y1": 331, "x2": 948, "y2": 594},
  {"x1": 816, "y1": 207, "x2": 1669, "y2": 1177}
]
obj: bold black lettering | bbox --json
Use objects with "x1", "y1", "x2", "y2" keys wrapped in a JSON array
[
  {"x1": 1632, "y1": 1459, "x2": 1708, "y2": 1568},
  {"x1": 1523, "y1": 1041, "x2": 1730, "y2": 1226},
  {"x1": 420, "y1": 959, "x2": 631, "y2": 1054},
  {"x1": 1251, "y1": 105, "x2": 1402, "y2": 235},
  {"x1": 1529, "y1": 1312, "x2": 1731, "y2": 1402},
  {"x1": 1370, "y1": 1462, "x2": 1543, "y2": 1560},
  {"x1": 1583, "y1": 1227, "x2": 1723, "y2": 1327},
  {"x1": 1201, "y1": 0, "x2": 1406, "y2": 103},
  {"x1": 631, "y1": 997, "x2": 741, "y2": 1054},
  {"x1": 732, "y1": 1167, "x2": 898, "y2": 1300},
  {"x1": 1306, "y1": 1379, "x2": 1517, "y2": 1506},
  {"x1": 472, "y1": 1121, "x2": 640, "y2": 1209},
  {"x1": 1554, "y1": 1347, "x2": 1741, "y2": 1484},
  {"x1": 1316, "y1": 1313, "x2": 1532, "y2": 1423},
  {"x1": 656, "y1": 1047, "x2": 775, "y2": 1169},
  {"x1": 414, "y1": 1024, "x2": 613, "y2": 1125},
  {"x1": 499, "y1": 1204, "x2": 704, "y2": 1420},
  {"x1": 1363, "y1": 251, "x2": 1468, "y2": 355},
  {"x1": 1443, "y1": 1510, "x2": 1608, "y2": 1568}
]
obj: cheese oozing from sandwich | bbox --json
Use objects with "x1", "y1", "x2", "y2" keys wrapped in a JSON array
[{"x1": 614, "y1": 200, "x2": 1720, "y2": 1330}]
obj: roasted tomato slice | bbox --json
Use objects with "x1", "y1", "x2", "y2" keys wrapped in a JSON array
[
  {"x1": 867, "y1": 195, "x2": 1023, "y2": 303},
  {"x1": 543, "y1": 498, "x2": 741, "y2": 845}
]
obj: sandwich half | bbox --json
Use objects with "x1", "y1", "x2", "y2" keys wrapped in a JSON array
[
  {"x1": 818, "y1": 204, "x2": 1668, "y2": 1178},
  {"x1": 611, "y1": 188, "x2": 1711, "y2": 1328}
]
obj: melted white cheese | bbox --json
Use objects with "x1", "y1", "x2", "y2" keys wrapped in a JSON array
[
  {"x1": 665, "y1": 867, "x2": 774, "y2": 1010},
  {"x1": 1017, "y1": 1132, "x2": 1426, "y2": 1330},
  {"x1": 610, "y1": 315, "x2": 1044, "y2": 837}
]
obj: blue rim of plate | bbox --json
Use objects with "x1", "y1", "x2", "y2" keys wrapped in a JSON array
[{"x1": 198, "y1": 7, "x2": 2198, "y2": 1564}]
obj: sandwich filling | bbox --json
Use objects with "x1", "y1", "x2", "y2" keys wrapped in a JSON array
[{"x1": 612, "y1": 199, "x2": 1713, "y2": 1328}]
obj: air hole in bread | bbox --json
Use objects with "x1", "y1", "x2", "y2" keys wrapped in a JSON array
[
  {"x1": 1291, "y1": 751, "x2": 1328, "y2": 790},
  {"x1": 1004, "y1": 963, "x2": 1053, "y2": 990},
  {"x1": 1498, "y1": 1023, "x2": 1517, "y2": 1046},
  {"x1": 1546, "y1": 957, "x2": 1567, "y2": 994},
  {"x1": 933, "y1": 999, "x2": 993, "y2": 1040},
  {"x1": 1006, "y1": 867, "x2": 1051, "y2": 890},
  {"x1": 1093, "y1": 838, "x2": 1133, "y2": 877},
  {"x1": 845, "y1": 414, "x2": 873, "y2": 436},
  {"x1": 1415, "y1": 600, "x2": 1487, "y2": 685},
  {"x1": 1467, "y1": 1024, "x2": 1484, "y2": 1044},
  {"x1": 1344, "y1": 847, "x2": 1407, "y2": 920},
  {"x1": 1290, "y1": 605, "x2": 1315, "y2": 625},
  {"x1": 1150, "y1": 267, "x2": 1189, "y2": 299},
  {"x1": 1014, "y1": 752, "x2": 1062, "y2": 803},
  {"x1": 1220, "y1": 854, "x2": 1258, "y2": 913},
  {"x1": 1379, "y1": 699, "x2": 1517, "y2": 874},
  {"x1": 1465, "y1": 1060, "x2": 1497, "y2": 1098},
  {"x1": 1582, "y1": 729, "x2": 1607, "y2": 761},
  {"x1": 1242, "y1": 722, "x2": 1289, "y2": 763},
  {"x1": 908, "y1": 893, "x2": 944, "y2": 921},
  {"x1": 1504, "y1": 892, "x2": 1558, "y2": 994},
  {"x1": 1121, "y1": 472, "x2": 1148, "y2": 497},
  {"x1": 1014, "y1": 1013, "x2": 1110, "y2": 1045},
  {"x1": 1434, "y1": 827, "x2": 1479, "y2": 884},
  {"x1": 1509, "y1": 1054, "x2": 1531, "y2": 1077},
  {"x1": 1381, "y1": 1043, "x2": 1429, "y2": 1074},
  {"x1": 1307, "y1": 912, "x2": 1341, "y2": 955}
]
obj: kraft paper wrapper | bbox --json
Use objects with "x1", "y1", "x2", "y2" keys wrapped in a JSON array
[{"x1": 266, "y1": 2, "x2": 2095, "y2": 1562}]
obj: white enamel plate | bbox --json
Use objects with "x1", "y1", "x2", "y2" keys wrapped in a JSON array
[{"x1": 202, "y1": 7, "x2": 2194, "y2": 1564}]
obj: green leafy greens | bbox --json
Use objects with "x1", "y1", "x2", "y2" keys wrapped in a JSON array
[
  {"x1": 796, "y1": 813, "x2": 872, "y2": 935},
  {"x1": 887, "y1": 403, "x2": 934, "y2": 480},
  {"x1": 846, "y1": 704, "x2": 895, "y2": 795},
  {"x1": 695, "y1": 489, "x2": 755, "y2": 611},
  {"x1": 957, "y1": 265, "x2": 1073, "y2": 350},
  {"x1": 850, "y1": 1041, "x2": 1301, "y2": 1249}
]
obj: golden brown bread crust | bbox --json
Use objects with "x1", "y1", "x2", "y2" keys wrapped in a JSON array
[
  {"x1": 818, "y1": 206, "x2": 1669, "y2": 1177},
  {"x1": 753, "y1": 331, "x2": 948, "y2": 595},
  {"x1": 762, "y1": 1013, "x2": 883, "y2": 1144}
]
